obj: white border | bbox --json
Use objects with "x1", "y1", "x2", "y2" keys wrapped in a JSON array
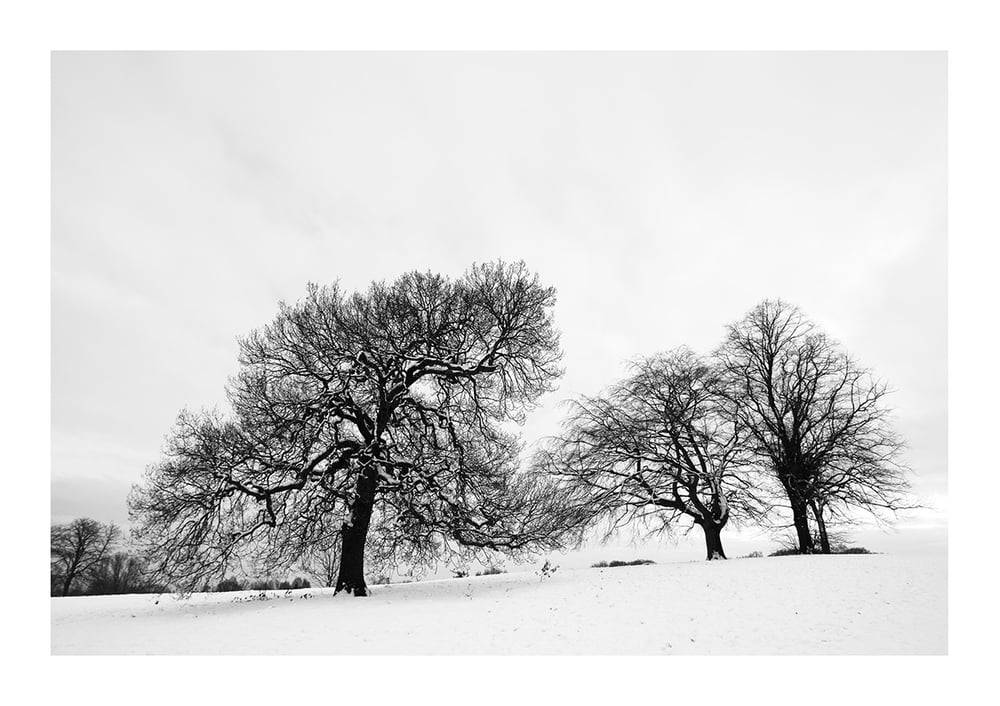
[{"x1": 5, "y1": 1, "x2": 996, "y2": 703}]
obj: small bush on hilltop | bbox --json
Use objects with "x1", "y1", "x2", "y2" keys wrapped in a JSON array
[
  {"x1": 475, "y1": 566, "x2": 506, "y2": 576},
  {"x1": 592, "y1": 559, "x2": 656, "y2": 568},
  {"x1": 768, "y1": 547, "x2": 800, "y2": 557},
  {"x1": 769, "y1": 546, "x2": 874, "y2": 557},
  {"x1": 832, "y1": 545, "x2": 873, "y2": 555}
]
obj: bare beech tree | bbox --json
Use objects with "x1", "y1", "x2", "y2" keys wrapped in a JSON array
[
  {"x1": 538, "y1": 348, "x2": 760, "y2": 560},
  {"x1": 51, "y1": 518, "x2": 120, "y2": 596},
  {"x1": 130, "y1": 261, "x2": 576, "y2": 596},
  {"x1": 717, "y1": 300, "x2": 911, "y2": 553}
]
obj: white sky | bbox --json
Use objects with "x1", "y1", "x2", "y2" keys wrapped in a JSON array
[{"x1": 51, "y1": 51, "x2": 946, "y2": 560}]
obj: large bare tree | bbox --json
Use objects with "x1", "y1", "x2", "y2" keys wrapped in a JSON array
[
  {"x1": 538, "y1": 348, "x2": 760, "y2": 560},
  {"x1": 717, "y1": 300, "x2": 910, "y2": 553},
  {"x1": 130, "y1": 261, "x2": 574, "y2": 596},
  {"x1": 51, "y1": 518, "x2": 120, "y2": 596}
]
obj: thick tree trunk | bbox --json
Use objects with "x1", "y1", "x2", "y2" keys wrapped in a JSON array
[
  {"x1": 335, "y1": 468, "x2": 378, "y2": 596},
  {"x1": 779, "y1": 471, "x2": 816, "y2": 554},
  {"x1": 811, "y1": 500, "x2": 831, "y2": 554},
  {"x1": 700, "y1": 521, "x2": 727, "y2": 560},
  {"x1": 789, "y1": 495, "x2": 815, "y2": 554}
]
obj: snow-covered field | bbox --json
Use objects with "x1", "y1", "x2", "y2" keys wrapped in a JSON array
[{"x1": 51, "y1": 553, "x2": 946, "y2": 655}]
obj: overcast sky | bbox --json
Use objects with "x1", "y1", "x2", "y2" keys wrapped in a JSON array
[{"x1": 51, "y1": 52, "x2": 946, "y2": 561}]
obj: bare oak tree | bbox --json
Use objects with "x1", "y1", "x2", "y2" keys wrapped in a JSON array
[
  {"x1": 130, "y1": 261, "x2": 573, "y2": 596},
  {"x1": 538, "y1": 348, "x2": 759, "y2": 560},
  {"x1": 717, "y1": 300, "x2": 910, "y2": 553},
  {"x1": 51, "y1": 518, "x2": 120, "y2": 596}
]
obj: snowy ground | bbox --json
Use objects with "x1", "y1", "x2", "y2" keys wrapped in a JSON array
[{"x1": 51, "y1": 553, "x2": 946, "y2": 655}]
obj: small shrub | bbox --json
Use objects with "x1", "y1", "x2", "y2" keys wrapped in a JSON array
[
  {"x1": 833, "y1": 545, "x2": 873, "y2": 555},
  {"x1": 743, "y1": 551, "x2": 764, "y2": 559},
  {"x1": 475, "y1": 566, "x2": 506, "y2": 576},
  {"x1": 452, "y1": 569, "x2": 469, "y2": 579},
  {"x1": 605, "y1": 559, "x2": 656, "y2": 568},
  {"x1": 769, "y1": 546, "x2": 873, "y2": 557},
  {"x1": 768, "y1": 547, "x2": 800, "y2": 557},
  {"x1": 536, "y1": 560, "x2": 559, "y2": 581},
  {"x1": 371, "y1": 574, "x2": 392, "y2": 585},
  {"x1": 591, "y1": 559, "x2": 655, "y2": 568}
]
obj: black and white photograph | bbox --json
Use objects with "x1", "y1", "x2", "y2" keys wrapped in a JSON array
[{"x1": 46, "y1": 49, "x2": 950, "y2": 657}]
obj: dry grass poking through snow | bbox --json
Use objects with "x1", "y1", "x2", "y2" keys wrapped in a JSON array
[{"x1": 51, "y1": 553, "x2": 946, "y2": 655}]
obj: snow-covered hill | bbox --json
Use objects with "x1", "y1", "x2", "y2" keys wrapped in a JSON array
[{"x1": 50, "y1": 553, "x2": 946, "y2": 655}]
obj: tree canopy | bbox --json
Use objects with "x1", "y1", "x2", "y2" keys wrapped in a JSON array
[
  {"x1": 716, "y1": 299, "x2": 911, "y2": 552},
  {"x1": 130, "y1": 261, "x2": 576, "y2": 595},
  {"x1": 538, "y1": 348, "x2": 761, "y2": 560}
]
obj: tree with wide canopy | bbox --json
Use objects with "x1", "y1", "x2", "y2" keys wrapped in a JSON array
[{"x1": 130, "y1": 261, "x2": 578, "y2": 595}]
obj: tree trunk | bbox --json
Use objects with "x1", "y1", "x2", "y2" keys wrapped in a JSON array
[
  {"x1": 789, "y1": 495, "x2": 815, "y2": 554},
  {"x1": 700, "y1": 521, "x2": 727, "y2": 560},
  {"x1": 810, "y1": 500, "x2": 831, "y2": 554},
  {"x1": 335, "y1": 468, "x2": 378, "y2": 596},
  {"x1": 780, "y1": 471, "x2": 815, "y2": 554}
]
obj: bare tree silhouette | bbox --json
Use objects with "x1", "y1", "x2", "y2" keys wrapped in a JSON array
[
  {"x1": 51, "y1": 518, "x2": 120, "y2": 596},
  {"x1": 717, "y1": 300, "x2": 911, "y2": 553},
  {"x1": 539, "y1": 348, "x2": 764, "y2": 560},
  {"x1": 130, "y1": 261, "x2": 576, "y2": 596}
]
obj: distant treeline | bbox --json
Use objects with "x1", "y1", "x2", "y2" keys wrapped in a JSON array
[
  {"x1": 214, "y1": 576, "x2": 312, "y2": 592},
  {"x1": 51, "y1": 517, "x2": 314, "y2": 597}
]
